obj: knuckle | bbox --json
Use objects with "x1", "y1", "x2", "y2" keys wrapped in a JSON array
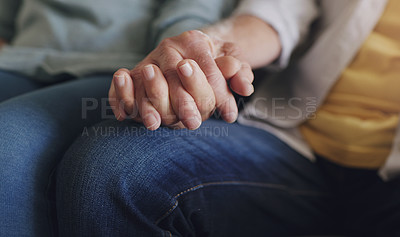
[
  {"x1": 179, "y1": 104, "x2": 198, "y2": 119},
  {"x1": 120, "y1": 97, "x2": 134, "y2": 107},
  {"x1": 158, "y1": 45, "x2": 175, "y2": 57},
  {"x1": 222, "y1": 42, "x2": 242, "y2": 57},
  {"x1": 198, "y1": 96, "x2": 216, "y2": 114},
  {"x1": 114, "y1": 68, "x2": 127, "y2": 76},
  {"x1": 180, "y1": 98, "x2": 196, "y2": 108},
  {"x1": 242, "y1": 62, "x2": 251, "y2": 70},
  {"x1": 198, "y1": 50, "x2": 214, "y2": 61},
  {"x1": 180, "y1": 31, "x2": 192, "y2": 40},
  {"x1": 158, "y1": 37, "x2": 174, "y2": 49},
  {"x1": 195, "y1": 51, "x2": 216, "y2": 66},
  {"x1": 180, "y1": 30, "x2": 202, "y2": 40},
  {"x1": 216, "y1": 97, "x2": 234, "y2": 111},
  {"x1": 217, "y1": 56, "x2": 241, "y2": 76},
  {"x1": 226, "y1": 55, "x2": 241, "y2": 66},
  {"x1": 205, "y1": 71, "x2": 223, "y2": 84},
  {"x1": 179, "y1": 30, "x2": 210, "y2": 49},
  {"x1": 148, "y1": 86, "x2": 168, "y2": 100}
]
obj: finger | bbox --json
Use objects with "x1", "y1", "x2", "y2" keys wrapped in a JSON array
[
  {"x1": 141, "y1": 64, "x2": 178, "y2": 125},
  {"x1": 193, "y1": 51, "x2": 238, "y2": 123},
  {"x1": 215, "y1": 56, "x2": 242, "y2": 79},
  {"x1": 131, "y1": 70, "x2": 162, "y2": 131},
  {"x1": 157, "y1": 49, "x2": 202, "y2": 130},
  {"x1": 113, "y1": 69, "x2": 137, "y2": 116},
  {"x1": 141, "y1": 95, "x2": 162, "y2": 131},
  {"x1": 176, "y1": 90, "x2": 203, "y2": 130},
  {"x1": 108, "y1": 82, "x2": 127, "y2": 121},
  {"x1": 168, "y1": 78, "x2": 202, "y2": 130},
  {"x1": 177, "y1": 59, "x2": 216, "y2": 120},
  {"x1": 215, "y1": 56, "x2": 255, "y2": 95},
  {"x1": 111, "y1": 74, "x2": 142, "y2": 123},
  {"x1": 229, "y1": 62, "x2": 255, "y2": 97}
]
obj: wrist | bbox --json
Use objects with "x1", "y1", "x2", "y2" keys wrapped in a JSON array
[
  {"x1": 201, "y1": 20, "x2": 233, "y2": 42},
  {"x1": 202, "y1": 15, "x2": 282, "y2": 69}
]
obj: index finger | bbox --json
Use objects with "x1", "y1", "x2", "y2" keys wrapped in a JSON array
[{"x1": 192, "y1": 48, "x2": 238, "y2": 123}]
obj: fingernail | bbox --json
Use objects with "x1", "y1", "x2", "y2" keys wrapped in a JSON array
[
  {"x1": 143, "y1": 65, "x2": 155, "y2": 80},
  {"x1": 186, "y1": 116, "x2": 202, "y2": 130},
  {"x1": 225, "y1": 112, "x2": 237, "y2": 123},
  {"x1": 179, "y1": 62, "x2": 193, "y2": 77},
  {"x1": 115, "y1": 75, "x2": 125, "y2": 87},
  {"x1": 246, "y1": 83, "x2": 254, "y2": 95},
  {"x1": 144, "y1": 114, "x2": 158, "y2": 130}
]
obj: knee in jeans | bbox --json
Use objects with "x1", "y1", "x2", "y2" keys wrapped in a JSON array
[
  {"x1": 57, "y1": 122, "x2": 179, "y2": 214},
  {"x1": 0, "y1": 101, "x2": 56, "y2": 168}
]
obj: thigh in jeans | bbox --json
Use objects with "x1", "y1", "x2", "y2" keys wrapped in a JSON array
[
  {"x1": 0, "y1": 75, "x2": 112, "y2": 237},
  {"x1": 57, "y1": 119, "x2": 339, "y2": 237},
  {"x1": 0, "y1": 70, "x2": 44, "y2": 102}
]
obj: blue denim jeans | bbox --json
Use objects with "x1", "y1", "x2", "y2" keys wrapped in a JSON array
[
  {"x1": 1, "y1": 70, "x2": 400, "y2": 237},
  {"x1": 0, "y1": 70, "x2": 112, "y2": 237},
  {"x1": 56, "y1": 119, "x2": 400, "y2": 236}
]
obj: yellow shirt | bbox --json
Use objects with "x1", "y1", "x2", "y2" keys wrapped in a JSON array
[{"x1": 300, "y1": 0, "x2": 400, "y2": 169}]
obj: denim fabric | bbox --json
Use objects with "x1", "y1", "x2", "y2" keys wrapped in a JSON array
[
  {"x1": 1, "y1": 70, "x2": 400, "y2": 236},
  {"x1": 56, "y1": 119, "x2": 400, "y2": 236},
  {"x1": 0, "y1": 71, "x2": 112, "y2": 237},
  {"x1": 0, "y1": 71, "x2": 43, "y2": 102},
  {"x1": 56, "y1": 119, "x2": 336, "y2": 236}
]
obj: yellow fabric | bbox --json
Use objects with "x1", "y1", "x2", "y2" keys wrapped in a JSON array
[{"x1": 300, "y1": 0, "x2": 400, "y2": 169}]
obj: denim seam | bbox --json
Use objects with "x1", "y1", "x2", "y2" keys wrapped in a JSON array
[{"x1": 155, "y1": 180, "x2": 328, "y2": 225}]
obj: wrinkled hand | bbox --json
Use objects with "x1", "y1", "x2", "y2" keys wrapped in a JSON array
[
  {"x1": 109, "y1": 59, "x2": 216, "y2": 130},
  {"x1": 109, "y1": 30, "x2": 254, "y2": 130}
]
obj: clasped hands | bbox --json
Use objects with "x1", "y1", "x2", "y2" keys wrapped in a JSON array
[{"x1": 109, "y1": 30, "x2": 254, "y2": 130}]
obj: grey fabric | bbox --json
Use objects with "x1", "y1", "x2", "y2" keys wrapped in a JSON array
[
  {"x1": 0, "y1": 0, "x2": 232, "y2": 82},
  {"x1": 0, "y1": 0, "x2": 22, "y2": 41},
  {"x1": 151, "y1": 0, "x2": 238, "y2": 47}
]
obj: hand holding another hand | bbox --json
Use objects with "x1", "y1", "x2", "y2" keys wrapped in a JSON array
[{"x1": 109, "y1": 30, "x2": 254, "y2": 130}]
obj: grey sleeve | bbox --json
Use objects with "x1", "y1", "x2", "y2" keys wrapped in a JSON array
[
  {"x1": 0, "y1": 0, "x2": 22, "y2": 40},
  {"x1": 234, "y1": 0, "x2": 319, "y2": 69},
  {"x1": 150, "y1": 0, "x2": 238, "y2": 48}
]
